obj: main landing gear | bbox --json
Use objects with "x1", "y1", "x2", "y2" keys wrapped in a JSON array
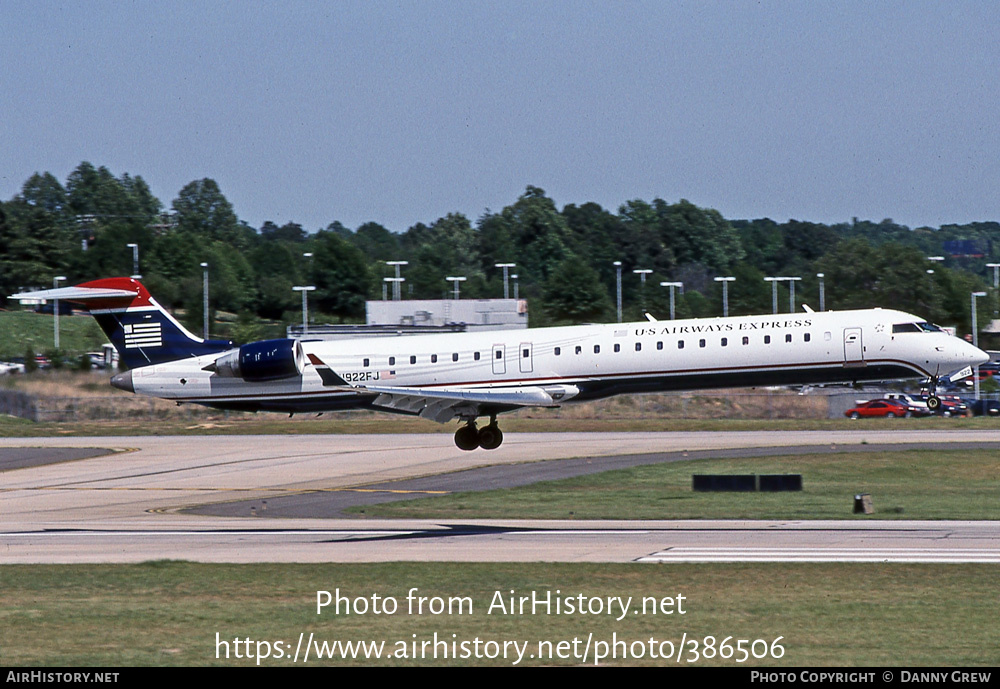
[{"x1": 454, "y1": 417, "x2": 504, "y2": 451}]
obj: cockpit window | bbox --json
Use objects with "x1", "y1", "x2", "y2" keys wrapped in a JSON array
[{"x1": 892, "y1": 322, "x2": 944, "y2": 334}]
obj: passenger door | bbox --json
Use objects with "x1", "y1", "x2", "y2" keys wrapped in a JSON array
[
  {"x1": 519, "y1": 342, "x2": 533, "y2": 373},
  {"x1": 844, "y1": 328, "x2": 865, "y2": 367},
  {"x1": 492, "y1": 344, "x2": 506, "y2": 375}
]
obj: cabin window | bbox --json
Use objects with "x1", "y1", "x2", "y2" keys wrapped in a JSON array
[
  {"x1": 431, "y1": 354, "x2": 438, "y2": 363},
  {"x1": 804, "y1": 333, "x2": 811, "y2": 342},
  {"x1": 495, "y1": 350, "x2": 502, "y2": 359},
  {"x1": 594, "y1": 345, "x2": 600, "y2": 354},
  {"x1": 575, "y1": 346, "x2": 582, "y2": 355},
  {"x1": 474, "y1": 351, "x2": 481, "y2": 361},
  {"x1": 614, "y1": 343, "x2": 621, "y2": 353},
  {"x1": 453, "y1": 353, "x2": 459, "y2": 362},
  {"x1": 742, "y1": 336, "x2": 749, "y2": 345},
  {"x1": 389, "y1": 356, "x2": 395, "y2": 366},
  {"x1": 657, "y1": 341, "x2": 663, "y2": 350},
  {"x1": 824, "y1": 332, "x2": 832, "y2": 341},
  {"x1": 699, "y1": 339, "x2": 706, "y2": 348},
  {"x1": 554, "y1": 347, "x2": 561, "y2": 356},
  {"x1": 678, "y1": 341, "x2": 685, "y2": 349},
  {"x1": 785, "y1": 334, "x2": 792, "y2": 343},
  {"x1": 635, "y1": 342, "x2": 642, "y2": 352},
  {"x1": 523, "y1": 348, "x2": 530, "y2": 358},
  {"x1": 410, "y1": 355, "x2": 417, "y2": 364},
  {"x1": 363, "y1": 358, "x2": 369, "y2": 367},
  {"x1": 764, "y1": 335, "x2": 771, "y2": 344},
  {"x1": 721, "y1": 338, "x2": 728, "y2": 347}
]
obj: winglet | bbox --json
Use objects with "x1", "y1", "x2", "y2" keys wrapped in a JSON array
[{"x1": 306, "y1": 353, "x2": 349, "y2": 386}]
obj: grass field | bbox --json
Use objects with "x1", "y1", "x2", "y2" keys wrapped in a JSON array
[
  {"x1": 1, "y1": 561, "x2": 997, "y2": 666},
  {"x1": 0, "y1": 310, "x2": 107, "y2": 360},
  {"x1": 352, "y1": 449, "x2": 1000, "y2": 520}
]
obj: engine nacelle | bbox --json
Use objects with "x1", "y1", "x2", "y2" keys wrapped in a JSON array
[{"x1": 210, "y1": 339, "x2": 305, "y2": 382}]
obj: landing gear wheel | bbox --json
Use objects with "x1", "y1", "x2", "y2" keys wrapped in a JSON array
[
  {"x1": 927, "y1": 396, "x2": 942, "y2": 412},
  {"x1": 454, "y1": 423, "x2": 479, "y2": 451},
  {"x1": 477, "y1": 423, "x2": 504, "y2": 450}
]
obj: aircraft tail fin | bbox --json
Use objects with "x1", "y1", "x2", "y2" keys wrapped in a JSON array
[{"x1": 9, "y1": 277, "x2": 233, "y2": 369}]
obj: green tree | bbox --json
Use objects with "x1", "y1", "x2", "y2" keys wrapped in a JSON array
[
  {"x1": 543, "y1": 257, "x2": 613, "y2": 323},
  {"x1": 172, "y1": 179, "x2": 248, "y2": 248},
  {"x1": 311, "y1": 229, "x2": 372, "y2": 320}
]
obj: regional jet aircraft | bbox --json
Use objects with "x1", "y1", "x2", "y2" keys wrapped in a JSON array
[{"x1": 10, "y1": 278, "x2": 989, "y2": 450}]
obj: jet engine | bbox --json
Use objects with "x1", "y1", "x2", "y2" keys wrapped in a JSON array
[{"x1": 208, "y1": 339, "x2": 305, "y2": 382}]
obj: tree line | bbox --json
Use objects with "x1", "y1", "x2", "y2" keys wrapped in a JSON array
[{"x1": 1, "y1": 162, "x2": 997, "y2": 340}]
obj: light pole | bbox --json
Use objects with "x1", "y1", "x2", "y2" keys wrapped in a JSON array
[
  {"x1": 987, "y1": 263, "x2": 1000, "y2": 317},
  {"x1": 383, "y1": 277, "x2": 402, "y2": 303},
  {"x1": 987, "y1": 263, "x2": 1000, "y2": 289},
  {"x1": 511, "y1": 274, "x2": 519, "y2": 301},
  {"x1": 126, "y1": 243, "x2": 140, "y2": 278},
  {"x1": 292, "y1": 286, "x2": 316, "y2": 335},
  {"x1": 817, "y1": 273, "x2": 825, "y2": 311},
  {"x1": 660, "y1": 282, "x2": 683, "y2": 320},
  {"x1": 787, "y1": 276, "x2": 802, "y2": 313},
  {"x1": 446, "y1": 276, "x2": 466, "y2": 300},
  {"x1": 386, "y1": 261, "x2": 408, "y2": 301},
  {"x1": 764, "y1": 276, "x2": 800, "y2": 313},
  {"x1": 972, "y1": 291, "x2": 987, "y2": 401},
  {"x1": 200, "y1": 263, "x2": 209, "y2": 339},
  {"x1": 764, "y1": 277, "x2": 780, "y2": 314},
  {"x1": 613, "y1": 261, "x2": 622, "y2": 323},
  {"x1": 633, "y1": 269, "x2": 652, "y2": 313},
  {"x1": 53, "y1": 276, "x2": 66, "y2": 349},
  {"x1": 495, "y1": 263, "x2": 515, "y2": 299},
  {"x1": 714, "y1": 276, "x2": 735, "y2": 317},
  {"x1": 303, "y1": 252, "x2": 313, "y2": 282}
]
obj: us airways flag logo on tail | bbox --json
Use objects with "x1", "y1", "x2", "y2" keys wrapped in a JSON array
[{"x1": 123, "y1": 322, "x2": 163, "y2": 348}]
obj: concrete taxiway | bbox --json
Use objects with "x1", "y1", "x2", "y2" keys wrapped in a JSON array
[{"x1": 2, "y1": 430, "x2": 999, "y2": 564}]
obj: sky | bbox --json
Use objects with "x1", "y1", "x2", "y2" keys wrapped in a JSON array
[{"x1": 3, "y1": 1, "x2": 1000, "y2": 233}]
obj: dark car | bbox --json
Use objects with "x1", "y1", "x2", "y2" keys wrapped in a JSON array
[
  {"x1": 845, "y1": 399, "x2": 920, "y2": 419},
  {"x1": 926, "y1": 395, "x2": 969, "y2": 417},
  {"x1": 968, "y1": 399, "x2": 1000, "y2": 417}
]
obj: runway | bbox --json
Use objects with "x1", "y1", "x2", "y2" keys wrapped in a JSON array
[{"x1": 2, "y1": 430, "x2": 999, "y2": 564}]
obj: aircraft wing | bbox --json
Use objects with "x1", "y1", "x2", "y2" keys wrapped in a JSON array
[
  {"x1": 304, "y1": 353, "x2": 579, "y2": 422},
  {"x1": 357, "y1": 383, "x2": 579, "y2": 423}
]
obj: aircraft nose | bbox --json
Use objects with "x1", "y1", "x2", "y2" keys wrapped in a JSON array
[
  {"x1": 968, "y1": 343, "x2": 991, "y2": 367},
  {"x1": 111, "y1": 370, "x2": 134, "y2": 393}
]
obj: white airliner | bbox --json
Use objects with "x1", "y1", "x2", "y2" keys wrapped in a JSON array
[{"x1": 11, "y1": 277, "x2": 989, "y2": 450}]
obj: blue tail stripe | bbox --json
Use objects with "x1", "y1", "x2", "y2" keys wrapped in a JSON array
[{"x1": 93, "y1": 312, "x2": 232, "y2": 368}]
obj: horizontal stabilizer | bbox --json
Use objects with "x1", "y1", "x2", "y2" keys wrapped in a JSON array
[{"x1": 9, "y1": 286, "x2": 138, "y2": 302}]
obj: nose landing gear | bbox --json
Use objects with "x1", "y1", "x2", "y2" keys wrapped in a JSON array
[
  {"x1": 926, "y1": 375, "x2": 942, "y2": 412},
  {"x1": 454, "y1": 416, "x2": 504, "y2": 451}
]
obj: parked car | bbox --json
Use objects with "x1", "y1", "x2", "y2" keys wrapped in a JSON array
[
  {"x1": 912, "y1": 390, "x2": 972, "y2": 416},
  {"x1": 979, "y1": 362, "x2": 999, "y2": 378},
  {"x1": 968, "y1": 399, "x2": 1000, "y2": 416},
  {"x1": 883, "y1": 393, "x2": 932, "y2": 414},
  {"x1": 934, "y1": 395, "x2": 970, "y2": 416},
  {"x1": 845, "y1": 399, "x2": 921, "y2": 419}
]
